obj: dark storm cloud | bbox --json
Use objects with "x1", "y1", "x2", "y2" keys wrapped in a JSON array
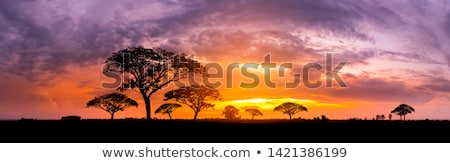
[
  {"x1": 152, "y1": 0, "x2": 374, "y2": 40},
  {"x1": 0, "y1": 0, "x2": 448, "y2": 82},
  {"x1": 0, "y1": 1, "x2": 53, "y2": 50},
  {"x1": 0, "y1": 0, "x2": 164, "y2": 81},
  {"x1": 150, "y1": 0, "x2": 395, "y2": 62},
  {"x1": 0, "y1": 1, "x2": 294, "y2": 80},
  {"x1": 336, "y1": 49, "x2": 442, "y2": 66},
  {"x1": 416, "y1": 77, "x2": 450, "y2": 93},
  {"x1": 445, "y1": 13, "x2": 450, "y2": 38},
  {"x1": 444, "y1": 13, "x2": 450, "y2": 66},
  {"x1": 0, "y1": 1, "x2": 91, "y2": 79}
]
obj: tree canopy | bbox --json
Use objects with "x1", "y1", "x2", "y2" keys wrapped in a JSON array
[
  {"x1": 155, "y1": 103, "x2": 182, "y2": 120},
  {"x1": 244, "y1": 107, "x2": 263, "y2": 120},
  {"x1": 164, "y1": 85, "x2": 220, "y2": 120},
  {"x1": 391, "y1": 104, "x2": 415, "y2": 120},
  {"x1": 222, "y1": 105, "x2": 240, "y2": 120},
  {"x1": 274, "y1": 102, "x2": 307, "y2": 120},
  {"x1": 86, "y1": 93, "x2": 138, "y2": 120}
]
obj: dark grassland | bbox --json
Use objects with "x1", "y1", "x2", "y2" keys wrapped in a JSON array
[{"x1": 1, "y1": 119, "x2": 449, "y2": 143}]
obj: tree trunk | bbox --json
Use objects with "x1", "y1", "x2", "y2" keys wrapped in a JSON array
[
  {"x1": 111, "y1": 112, "x2": 115, "y2": 120},
  {"x1": 289, "y1": 114, "x2": 292, "y2": 120},
  {"x1": 144, "y1": 97, "x2": 151, "y2": 120},
  {"x1": 168, "y1": 113, "x2": 172, "y2": 120},
  {"x1": 193, "y1": 112, "x2": 199, "y2": 121},
  {"x1": 252, "y1": 115, "x2": 255, "y2": 120}
]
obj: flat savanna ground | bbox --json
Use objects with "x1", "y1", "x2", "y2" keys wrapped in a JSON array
[{"x1": 1, "y1": 119, "x2": 449, "y2": 143}]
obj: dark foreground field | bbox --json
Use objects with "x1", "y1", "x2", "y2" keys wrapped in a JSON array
[{"x1": 1, "y1": 119, "x2": 450, "y2": 143}]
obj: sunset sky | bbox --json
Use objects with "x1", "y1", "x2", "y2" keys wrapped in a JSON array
[{"x1": 0, "y1": 0, "x2": 449, "y2": 120}]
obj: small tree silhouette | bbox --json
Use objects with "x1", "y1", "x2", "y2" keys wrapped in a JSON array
[
  {"x1": 154, "y1": 103, "x2": 182, "y2": 120},
  {"x1": 222, "y1": 105, "x2": 240, "y2": 120},
  {"x1": 86, "y1": 93, "x2": 138, "y2": 120},
  {"x1": 244, "y1": 107, "x2": 263, "y2": 120},
  {"x1": 274, "y1": 102, "x2": 307, "y2": 120},
  {"x1": 391, "y1": 104, "x2": 415, "y2": 120},
  {"x1": 164, "y1": 85, "x2": 220, "y2": 120}
]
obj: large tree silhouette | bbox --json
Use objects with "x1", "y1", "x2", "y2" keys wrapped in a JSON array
[
  {"x1": 244, "y1": 107, "x2": 263, "y2": 120},
  {"x1": 164, "y1": 85, "x2": 220, "y2": 120},
  {"x1": 154, "y1": 103, "x2": 182, "y2": 120},
  {"x1": 222, "y1": 105, "x2": 240, "y2": 120},
  {"x1": 105, "y1": 46, "x2": 200, "y2": 120},
  {"x1": 274, "y1": 102, "x2": 308, "y2": 120},
  {"x1": 391, "y1": 104, "x2": 415, "y2": 120},
  {"x1": 86, "y1": 93, "x2": 138, "y2": 120}
]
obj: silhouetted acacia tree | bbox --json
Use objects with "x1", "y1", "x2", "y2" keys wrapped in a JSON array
[
  {"x1": 391, "y1": 104, "x2": 415, "y2": 120},
  {"x1": 154, "y1": 103, "x2": 182, "y2": 120},
  {"x1": 105, "y1": 46, "x2": 200, "y2": 120},
  {"x1": 222, "y1": 105, "x2": 240, "y2": 120},
  {"x1": 86, "y1": 93, "x2": 138, "y2": 120},
  {"x1": 244, "y1": 107, "x2": 263, "y2": 120},
  {"x1": 164, "y1": 85, "x2": 220, "y2": 120},
  {"x1": 274, "y1": 102, "x2": 308, "y2": 120}
]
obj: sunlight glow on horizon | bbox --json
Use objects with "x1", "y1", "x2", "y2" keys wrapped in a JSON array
[{"x1": 214, "y1": 97, "x2": 348, "y2": 111}]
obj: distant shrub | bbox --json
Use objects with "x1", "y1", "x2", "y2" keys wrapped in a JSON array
[
  {"x1": 19, "y1": 118, "x2": 37, "y2": 121},
  {"x1": 61, "y1": 116, "x2": 81, "y2": 121}
]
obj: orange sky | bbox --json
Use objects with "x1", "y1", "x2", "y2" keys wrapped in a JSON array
[{"x1": 3, "y1": 57, "x2": 447, "y2": 120}]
